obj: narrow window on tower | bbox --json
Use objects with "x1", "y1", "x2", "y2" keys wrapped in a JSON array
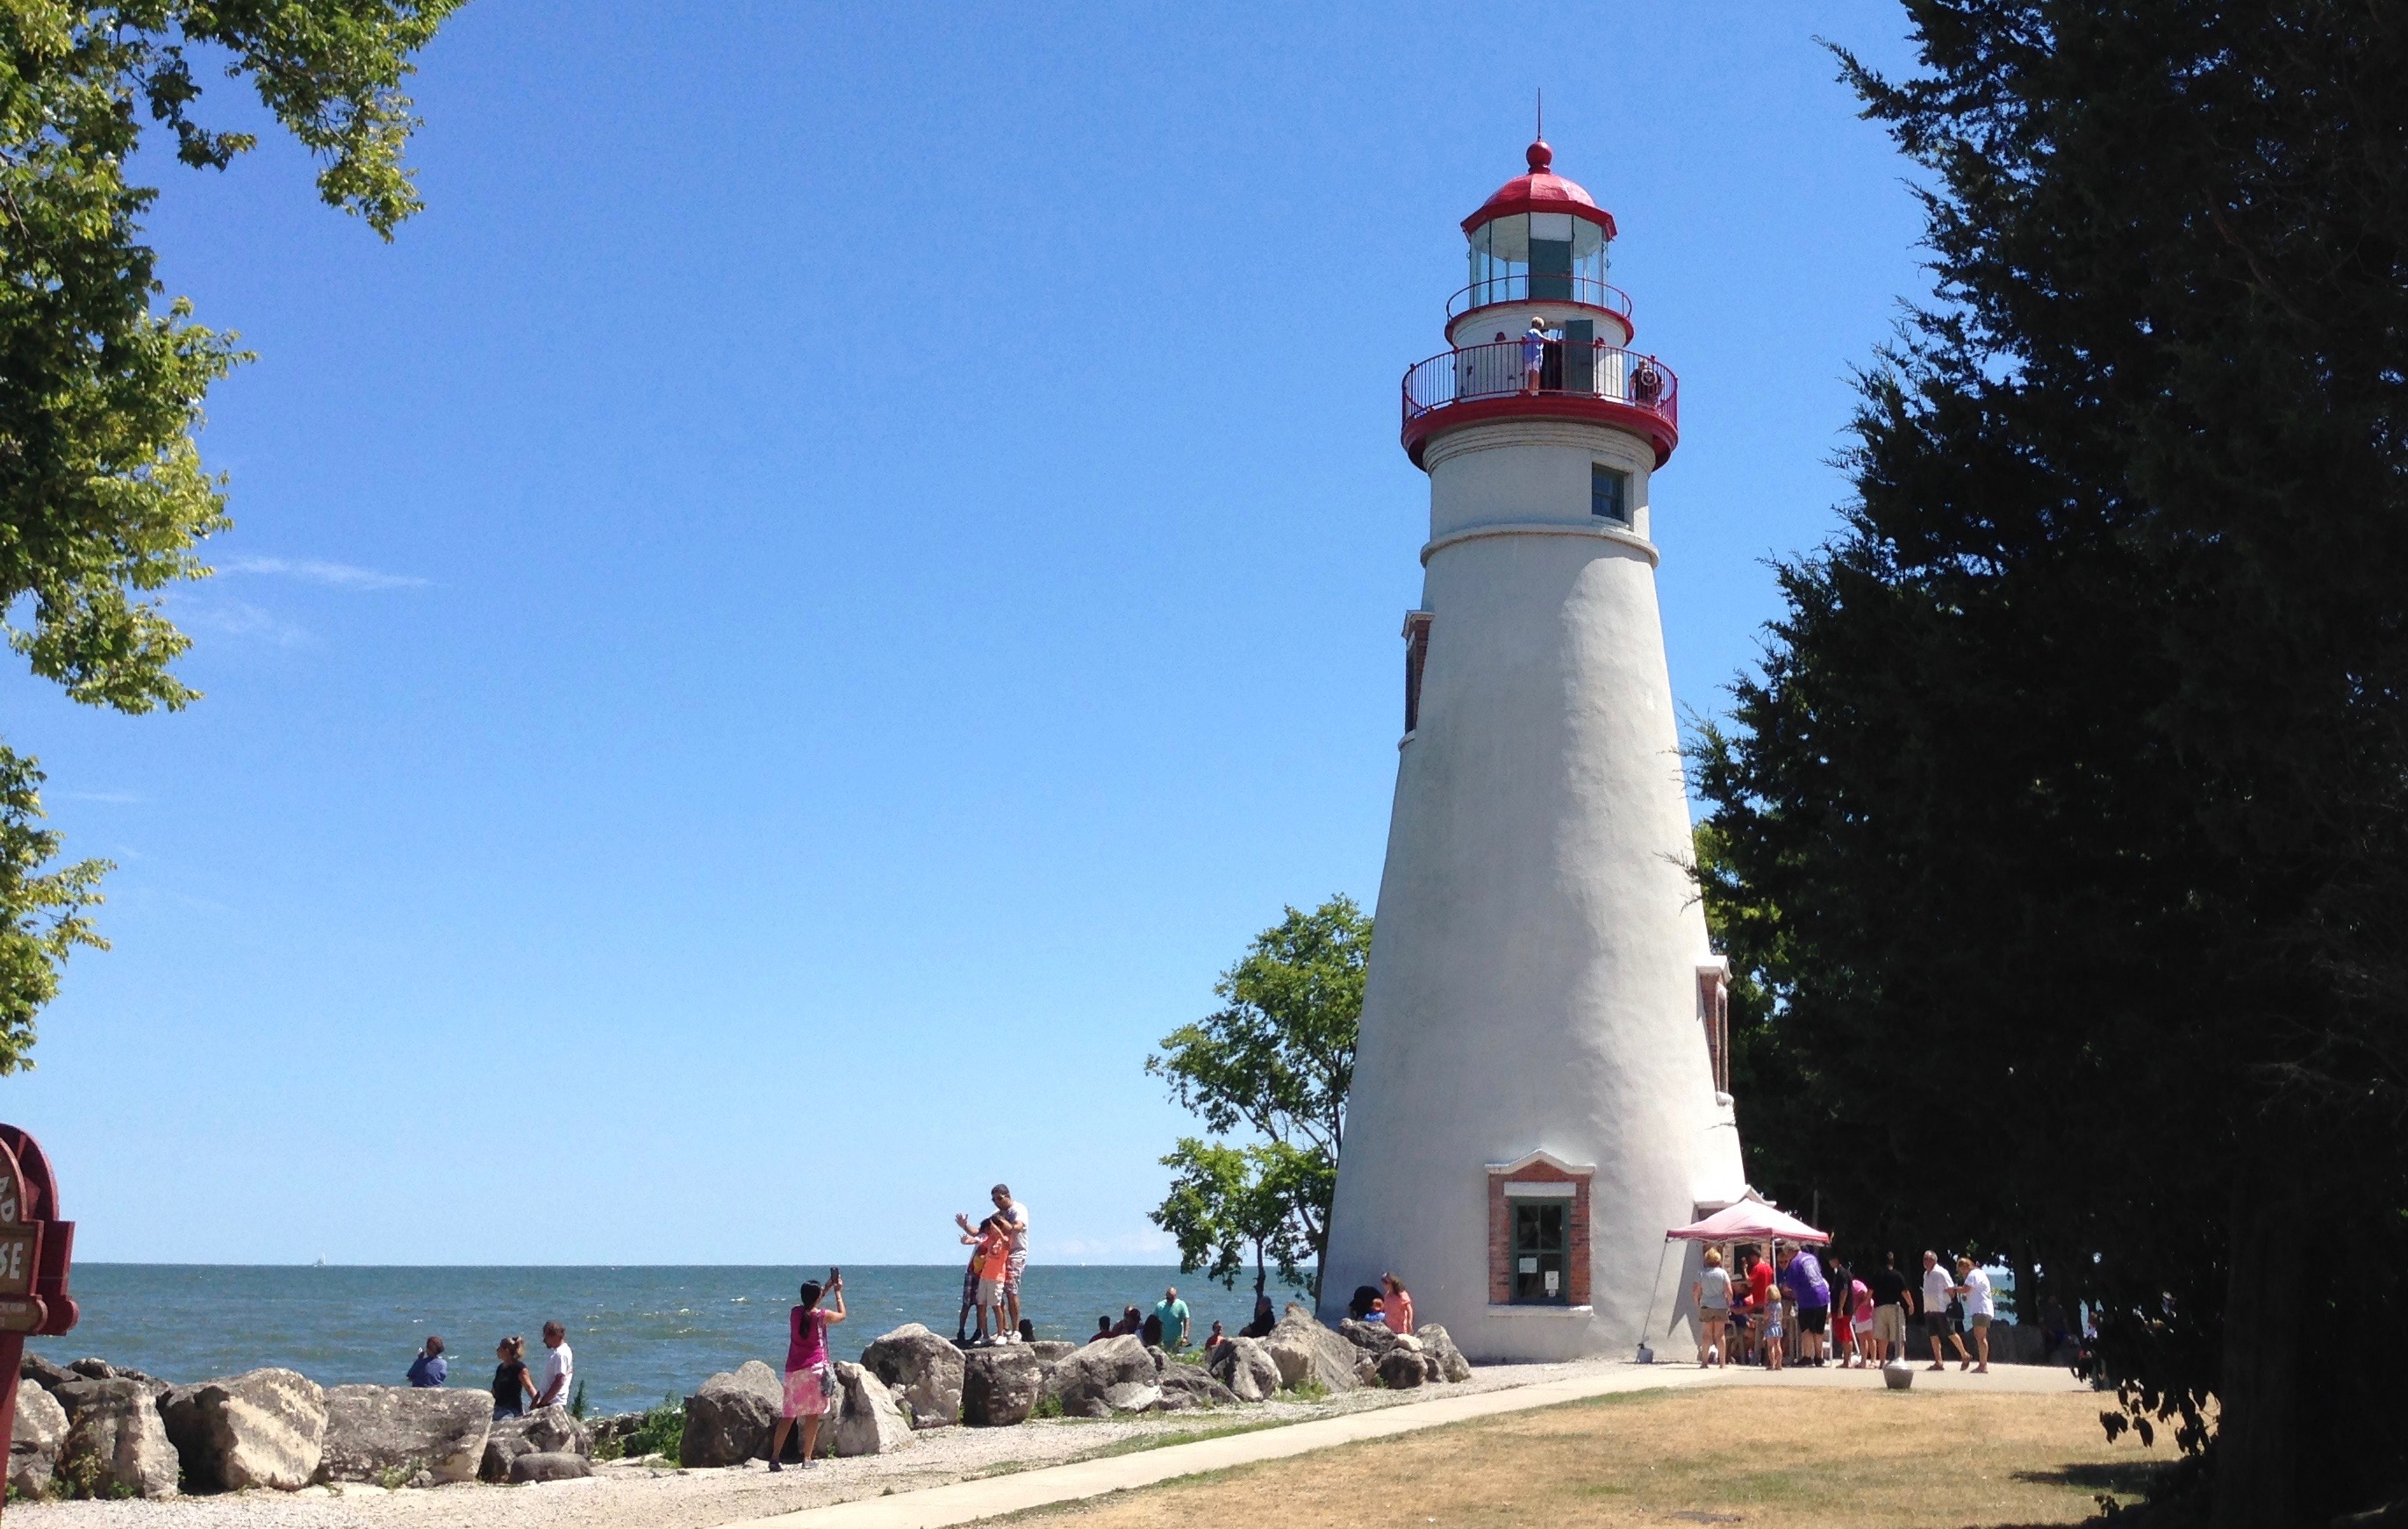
[
  {"x1": 1591, "y1": 463, "x2": 1630, "y2": 525},
  {"x1": 1402, "y1": 612, "x2": 1433, "y2": 735}
]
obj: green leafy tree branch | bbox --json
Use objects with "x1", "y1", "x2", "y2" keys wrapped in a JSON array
[
  {"x1": 0, "y1": 0, "x2": 464, "y2": 1069},
  {"x1": 1148, "y1": 896, "x2": 1368, "y2": 1299}
]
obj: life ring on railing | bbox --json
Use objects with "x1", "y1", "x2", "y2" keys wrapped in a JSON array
[{"x1": 1631, "y1": 362, "x2": 1666, "y2": 406}]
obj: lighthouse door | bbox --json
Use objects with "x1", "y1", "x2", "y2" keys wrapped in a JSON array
[{"x1": 1529, "y1": 212, "x2": 1575, "y2": 301}]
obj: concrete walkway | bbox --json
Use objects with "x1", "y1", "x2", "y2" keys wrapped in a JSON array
[{"x1": 720, "y1": 1361, "x2": 2088, "y2": 1529}]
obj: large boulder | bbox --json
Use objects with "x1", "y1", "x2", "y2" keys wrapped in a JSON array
[
  {"x1": 1377, "y1": 1339, "x2": 1430, "y2": 1389},
  {"x1": 1415, "y1": 1324, "x2": 1473, "y2": 1383},
  {"x1": 1101, "y1": 1382, "x2": 1161, "y2": 1413},
  {"x1": 1028, "y1": 1340, "x2": 1076, "y2": 1365},
  {"x1": 1338, "y1": 1318, "x2": 1399, "y2": 1356},
  {"x1": 1206, "y1": 1337, "x2": 1282, "y2": 1403},
  {"x1": 10, "y1": 1380, "x2": 67, "y2": 1497},
  {"x1": 828, "y1": 1362, "x2": 913, "y2": 1457},
  {"x1": 1039, "y1": 1335, "x2": 1156, "y2": 1420},
  {"x1": 66, "y1": 1359, "x2": 114, "y2": 1382},
  {"x1": 159, "y1": 1368, "x2": 326, "y2": 1491},
  {"x1": 54, "y1": 1380, "x2": 179, "y2": 1498},
  {"x1": 21, "y1": 1353, "x2": 76, "y2": 1393},
  {"x1": 860, "y1": 1324, "x2": 964, "y2": 1429},
  {"x1": 1154, "y1": 1367, "x2": 1238, "y2": 1411},
  {"x1": 509, "y1": 1450, "x2": 592, "y2": 1482},
  {"x1": 521, "y1": 1403, "x2": 591, "y2": 1458},
  {"x1": 316, "y1": 1384, "x2": 489, "y2": 1485},
  {"x1": 960, "y1": 1346, "x2": 1042, "y2": 1427},
  {"x1": 479, "y1": 1416, "x2": 535, "y2": 1484},
  {"x1": 1265, "y1": 1304, "x2": 1359, "y2": 1394},
  {"x1": 680, "y1": 1361, "x2": 780, "y2": 1468}
]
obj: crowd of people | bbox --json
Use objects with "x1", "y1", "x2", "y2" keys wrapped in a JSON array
[
  {"x1": 1690, "y1": 1242, "x2": 2025, "y2": 1372},
  {"x1": 405, "y1": 1320, "x2": 576, "y2": 1419}
]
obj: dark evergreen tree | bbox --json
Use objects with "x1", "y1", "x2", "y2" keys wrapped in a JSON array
[{"x1": 1695, "y1": 4, "x2": 2408, "y2": 1521}]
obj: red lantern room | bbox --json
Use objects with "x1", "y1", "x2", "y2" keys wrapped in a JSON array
[{"x1": 1403, "y1": 140, "x2": 1679, "y2": 470}]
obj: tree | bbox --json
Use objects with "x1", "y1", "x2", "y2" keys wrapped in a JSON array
[
  {"x1": 1695, "y1": 4, "x2": 2407, "y2": 1520},
  {"x1": 1148, "y1": 895, "x2": 1369, "y2": 1298},
  {"x1": 0, "y1": 1, "x2": 463, "y2": 1069}
]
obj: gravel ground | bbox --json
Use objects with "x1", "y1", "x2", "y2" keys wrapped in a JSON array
[{"x1": 14, "y1": 1356, "x2": 1616, "y2": 1529}]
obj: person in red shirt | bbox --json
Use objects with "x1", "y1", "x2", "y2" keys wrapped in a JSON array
[{"x1": 1747, "y1": 1246, "x2": 1777, "y2": 1366}]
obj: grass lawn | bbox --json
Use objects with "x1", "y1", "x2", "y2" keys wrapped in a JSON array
[{"x1": 1021, "y1": 1386, "x2": 2180, "y2": 1528}]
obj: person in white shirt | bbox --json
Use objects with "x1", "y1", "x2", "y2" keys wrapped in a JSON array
[
  {"x1": 534, "y1": 1320, "x2": 575, "y2": 1409},
  {"x1": 1950, "y1": 1256, "x2": 1995, "y2": 1374},
  {"x1": 1921, "y1": 1251, "x2": 1967, "y2": 1371},
  {"x1": 958, "y1": 1184, "x2": 1030, "y2": 1339}
]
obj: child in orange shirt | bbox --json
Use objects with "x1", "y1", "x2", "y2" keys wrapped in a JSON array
[{"x1": 960, "y1": 1215, "x2": 1013, "y2": 1345}]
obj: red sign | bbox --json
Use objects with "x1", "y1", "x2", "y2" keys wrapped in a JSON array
[{"x1": 0, "y1": 1126, "x2": 75, "y2": 1523}]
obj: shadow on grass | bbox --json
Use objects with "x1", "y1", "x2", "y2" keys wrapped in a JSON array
[{"x1": 2014, "y1": 1459, "x2": 2182, "y2": 1496}]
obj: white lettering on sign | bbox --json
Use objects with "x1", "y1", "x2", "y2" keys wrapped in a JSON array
[
  {"x1": 0, "y1": 1186, "x2": 15, "y2": 1224},
  {"x1": 0, "y1": 1239, "x2": 22, "y2": 1282}
]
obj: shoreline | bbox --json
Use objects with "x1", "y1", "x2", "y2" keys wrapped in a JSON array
[{"x1": 11, "y1": 1357, "x2": 2089, "y2": 1529}]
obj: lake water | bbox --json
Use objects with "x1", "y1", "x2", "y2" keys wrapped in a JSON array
[{"x1": 37, "y1": 1266, "x2": 1315, "y2": 1416}]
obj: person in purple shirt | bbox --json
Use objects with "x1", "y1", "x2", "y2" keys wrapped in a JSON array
[
  {"x1": 1780, "y1": 1244, "x2": 1833, "y2": 1367},
  {"x1": 405, "y1": 1336, "x2": 446, "y2": 1388}
]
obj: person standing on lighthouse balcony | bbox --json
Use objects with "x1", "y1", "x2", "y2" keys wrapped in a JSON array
[{"x1": 1519, "y1": 316, "x2": 1548, "y2": 393}]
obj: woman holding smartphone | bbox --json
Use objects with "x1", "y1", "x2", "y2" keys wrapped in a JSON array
[{"x1": 769, "y1": 1270, "x2": 846, "y2": 1469}]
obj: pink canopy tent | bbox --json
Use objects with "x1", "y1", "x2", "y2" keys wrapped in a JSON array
[{"x1": 1666, "y1": 1192, "x2": 1831, "y2": 1245}]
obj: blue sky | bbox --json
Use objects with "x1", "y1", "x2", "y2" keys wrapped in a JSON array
[{"x1": 8, "y1": 3, "x2": 1925, "y2": 1264}]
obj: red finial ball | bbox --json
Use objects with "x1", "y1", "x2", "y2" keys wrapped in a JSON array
[{"x1": 1526, "y1": 138, "x2": 1552, "y2": 174}]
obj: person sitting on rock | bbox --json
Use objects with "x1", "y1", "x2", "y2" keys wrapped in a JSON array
[
  {"x1": 1141, "y1": 1311, "x2": 1164, "y2": 1346},
  {"x1": 491, "y1": 1336, "x2": 535, "y2": 1421},
  {"x1": 1089, "y1": 1316, "x2": 1114, "y2": 1344},
  {"x1": 406, "y1": 1335, "x2": 447, "y2": 1388},
  {"x1": 1381, "y1": 1274, "x2": 1416, "y2": 1338},
  {"x1": 1240, "y1": 1295, "x2": 1276, "y2": 1339},
  {"x1": 1207, "y1": 1320, "x2": 1225, "y2": 1347},
  {"x1": 1110, "y1": 1303, "x2": 1143, "y2": 1338}
]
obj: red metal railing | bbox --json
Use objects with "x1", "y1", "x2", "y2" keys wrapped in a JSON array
[
  {"x1": 1445, "y1": 274, "x2": 1633, "y2": 322},
  {"x1": 1401, "y1": 340, "x2": 1679, "y2": 429}
]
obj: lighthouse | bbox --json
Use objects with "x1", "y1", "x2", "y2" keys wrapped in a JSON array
[{"x1": 1319, "y1": 140, "x2": 1747, "y2": 1361}]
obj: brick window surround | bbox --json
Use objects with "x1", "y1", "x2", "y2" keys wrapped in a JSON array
[
  {"x1": 1401, "y1": 611, "x2": 1433, "y2": 735},
  {"x1": 1697, "y1": 958, "x2": 1731, "y2": 1096},
  {"x1": 1487, "y1": 1151, "x2": 1595, "y2": 1308}
]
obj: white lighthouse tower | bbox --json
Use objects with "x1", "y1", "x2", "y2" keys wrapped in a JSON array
[{"x1": 1320, "y1": 139, "x2": 1747, "y2": 1361}]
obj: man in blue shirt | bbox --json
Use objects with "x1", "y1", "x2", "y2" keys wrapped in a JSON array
[
  {"x1": 1153, "y1": 1287, "x2": 1192, "y2": 1350},
  {"x1": 405, "y1": 1335, "x2": 447, "y2": 1388}
]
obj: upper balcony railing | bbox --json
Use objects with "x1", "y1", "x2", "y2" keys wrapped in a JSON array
[
  {"x1": 1446, "y1": 273, "x2": 1632, "y2": 323},
  {"x1": 1401, "y1": 339, "x2": 1679, "y2": 431}
]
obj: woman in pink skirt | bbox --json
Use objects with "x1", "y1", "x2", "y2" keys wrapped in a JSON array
[{"x1": 769, "y1": 1273, "x2": 846, "y2": 1469}]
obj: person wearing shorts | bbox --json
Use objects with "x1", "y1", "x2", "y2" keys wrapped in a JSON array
[
  {"x1": 1869, "y1": 1251, "x2": 1911, "y2": 1363},
  {"x1": 1953, "y1": 1256, "x2": 1995, "y2": 1373},
  {"x1": 958, "y1": 1185, "x2": 1031, "y2": 1339},
  {"x1": 1922, "y1": 1250, "x2": 1967, "y2": 1369},
  {"x1": 964, "y1": 1216, "x2": 1010, "y2": 1344},
  {"x1": 1693, "y1": 1246, "x2": 1732, "y2": 1367},
  {"x1": 770, "y1": 1274, "x2": 846, "y2": 1471}
]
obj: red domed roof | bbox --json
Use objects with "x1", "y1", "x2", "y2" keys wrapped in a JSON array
[{"x1": 1461, "y1": 140, "x2": 1617, "y2": 240}]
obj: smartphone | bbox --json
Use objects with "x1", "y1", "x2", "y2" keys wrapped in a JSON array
[{"x1": 828, "y1": 1266, "x2": 842, "y2": 1286}]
